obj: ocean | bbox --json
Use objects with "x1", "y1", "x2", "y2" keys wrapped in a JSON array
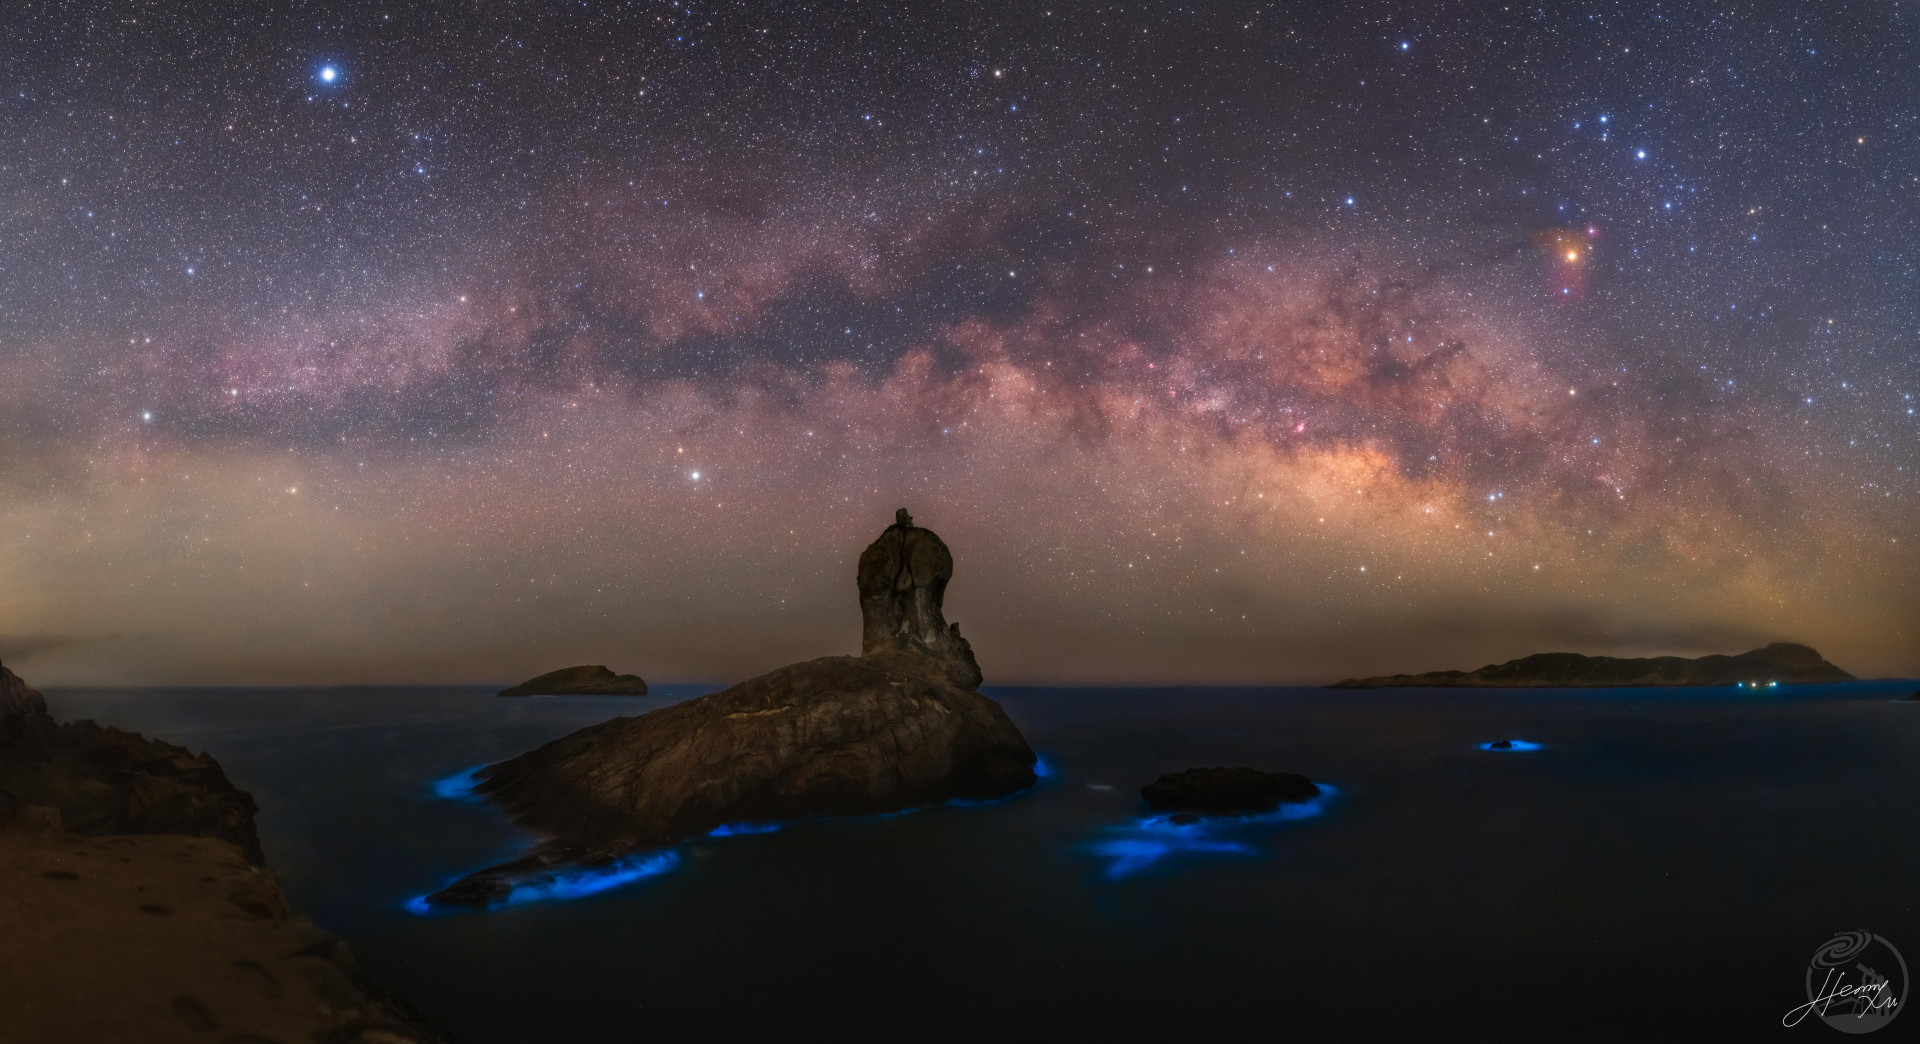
[{"x1": 43, "y1": 680, "x2": 1920, "y2": 1041}]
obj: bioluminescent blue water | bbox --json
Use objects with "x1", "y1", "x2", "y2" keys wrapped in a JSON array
[
  {"x1": 36, "y1": 680, "x2": 1920, "y2": 1041},
  {"x1": 403, "y1": 850, "x2": 687, "y2": 913},
  {"x1": 1089, "y1": 786, "x2": 1338, "y2": 879},
  {"x1": 506, "y1": 850, "x2": 683, "y2": 904},
  {"x1": 709, "y1": 821, "x2": 783, "y2": 837},
  {"x1": 1480, "y1": 739, "x2": 1545, "y2": 751},
  {"x1": 411, "y1": 746, "x2": 1046, "y2": 908},
  {"x1": 430, "y1": 764, "x2": 487, "y2": 800}
]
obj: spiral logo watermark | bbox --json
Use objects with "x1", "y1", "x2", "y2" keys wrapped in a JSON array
[{"x1": 1784, "y1": 931, "x2": 1906, "y2": 1033}]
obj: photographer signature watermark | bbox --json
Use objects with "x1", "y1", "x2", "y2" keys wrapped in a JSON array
[{"x1": 1784, "y1": 931, "x2": 1906, "y2": 1034}]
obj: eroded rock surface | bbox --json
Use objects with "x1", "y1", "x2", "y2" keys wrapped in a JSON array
[
  {"x1": 0, "y1": 661, "x2": 263, "y2": 862},
  {"x1": 429, "y1": 509, "x2": 1036, "y2": 908},
  {"x1": 498, "y1": 664, "x2": 648, "y2": 697},
  {"x1": 856, "y1": 507, "x2": 982, "y2": 690},
  {"x1": 1331, "y1": 642, "x2": 1855, "y2": 688}
]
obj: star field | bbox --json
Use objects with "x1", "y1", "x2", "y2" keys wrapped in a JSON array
[{"x1": 0, "y1": 1, "x2": 1914, "y2": 684}]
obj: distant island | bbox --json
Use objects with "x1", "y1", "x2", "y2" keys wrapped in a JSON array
[
  {"x1": 497, "y1": 664, "x2": 648, "y2": 697},
  {"x1": 1331, "y1": 642, "x2": 1855, "y2": 688}
]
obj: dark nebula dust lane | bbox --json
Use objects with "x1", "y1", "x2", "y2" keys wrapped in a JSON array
[{"x1": 0, "y1": 1, "x2": 1914, "y2": 684}]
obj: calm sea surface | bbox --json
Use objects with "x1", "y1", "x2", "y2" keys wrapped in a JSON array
[{"x1": 42, "y1": 681, "x2": 1920, "y2": 1041}]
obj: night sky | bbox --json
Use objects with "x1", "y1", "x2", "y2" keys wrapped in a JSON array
[{"x1": 2, "y1": 1, "x2": 1914, "y2": 685}]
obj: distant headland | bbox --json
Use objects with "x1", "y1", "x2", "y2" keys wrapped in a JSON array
[{"x1": 1330, "y1": 642, "x2": 1855, "y2": 689}]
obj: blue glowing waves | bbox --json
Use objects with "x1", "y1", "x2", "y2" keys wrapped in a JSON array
[
  {"x1": 405, "y1": 850, "x2": 682, "y2": 913},
  {"x1": 430, "y1": 764, "x2": 488, "y2": 801},
  {"x1": 504, "y1": 851, "x2": 681, "y2": 904},
  {"x1": 708, "y1": 821, "x2": 782, "y2": 837},
  {"x1": 1479, "y1": 739, "x2": 1544, "y2": 752},
  {"x1": 1033, "y1": 756, "x2": 1054, "y2": 778},
  {"x1": 413, "y1": 760, "x2": 1050, "y2": 911},
  {"x1": 1088, "y1": 785, "x2": 1337, "y2": 880}
]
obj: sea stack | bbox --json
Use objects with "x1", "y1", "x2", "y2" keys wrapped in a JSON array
[{"x1": 427, "y1": 509, "x2": 1037, "y2": 908}]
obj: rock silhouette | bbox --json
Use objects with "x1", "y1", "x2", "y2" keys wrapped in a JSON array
[
  {"x1": 428, "y1": 508, "x2": 1036, "y2": 908},
  {"x1": 856, "y1": 507, "x2": 982, "y2": 690},
  {"x1": 498, "y1": 665, "x2": 648, "y2": 697},
  {"x1": 1330, "y1": 642, "x2": 1854, "y2": 688},
  {"x1": 1140, "y1": 767, "x2": 1321, "y2": 817}
]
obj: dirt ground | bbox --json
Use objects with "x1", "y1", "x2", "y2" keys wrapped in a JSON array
[{"x1": 0, "y1": 826, "x2": 437, "y2": 1043}]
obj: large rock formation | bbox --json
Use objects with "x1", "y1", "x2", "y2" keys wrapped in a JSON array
[
  {"x1": 857, "y1": 508, "x2": 982, "y2": 690},
  {"x1": 497, "y1": 664, "x2": 648, "y2": 697},
  {"x1": 1330, "y1": 642, "x2": 1855, "y2": 688},
  {"x1": 0, "y1": 660, "x2": 263, "y2": 862},
  {"x1": 427, "y1": 509, "x2": 1036, "y2": 908}
]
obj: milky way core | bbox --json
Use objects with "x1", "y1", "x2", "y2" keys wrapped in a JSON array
[{"x1": 2, "y1": 3, "x2": 1914, "y2": 684}]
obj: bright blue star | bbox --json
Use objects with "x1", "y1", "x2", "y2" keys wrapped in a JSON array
[
  {"x1": 319, "y1": 65, "x2": 338, "y2": 84},
  {"x1": 1636, "y1": 149, "x2": 1646, "y2": 159}
]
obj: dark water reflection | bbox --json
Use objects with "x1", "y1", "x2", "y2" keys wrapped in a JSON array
[{"x1": 44, "y1": 681, "x2": 1920, "y2": 1042}]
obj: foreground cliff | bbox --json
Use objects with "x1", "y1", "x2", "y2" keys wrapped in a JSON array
[
  {"x1": 0, "y1": 664, "x2": 262, "y2": 861},
  {"x1": 1330, "y1": 642, "x2": 1855, "y2": 688},
  {"x1": 0, "y1": 660, "x2": 451, "y2": 1042},
  {"x1": 428, "y1": 509, "x2": 1036, "y2": 908}
]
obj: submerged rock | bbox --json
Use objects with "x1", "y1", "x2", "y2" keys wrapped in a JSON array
[
  {"x1": 1487, "y1": 739, "x2": 1514, "y2": 750},
  {"x1": 1330, "y1": 642, "x2": 1855, "y2": 688},
  {"x1": 1140, "y1": 767, "x2": 1322, "y2": 818},
  {"x1": 497, "y1": 664, "x2": 648, "y2": 697},
  {"x1": 428, "y1": 509, "x2": 1036, "y2": 908},
  {"x1": 1905, "y1": 691, "x2": 1920, "y2": 701}
]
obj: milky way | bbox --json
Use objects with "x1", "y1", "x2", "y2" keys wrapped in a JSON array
[{"x1": 1, "y1": 2, "x2": 1914, "y2": 684}]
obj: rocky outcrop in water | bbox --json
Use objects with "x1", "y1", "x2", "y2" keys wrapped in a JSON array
[
  {"x1": 427, "y1": 509, "x2": 1036, "y2": 909},
  {"x1": 1140, "y1": 767, "x2": 1321, "y2": 817},
  {"x1": 1330, "y1": 642, "x2": 1855, "y2": 688},
  {"x1": 497, "y1": 665, "x2": 648, "y2": 697}
]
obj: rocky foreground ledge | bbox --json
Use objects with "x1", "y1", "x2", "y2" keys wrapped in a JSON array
[
  {"x1": 0, "y1": 660, "x2": 452, "y2": 1042},
  {"x1": 427, "y1": 509, "x2": 1037, "y2": 908},
  {"x1": 1330, "y1": 642, "x2": 1855, "y2": 688}
]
